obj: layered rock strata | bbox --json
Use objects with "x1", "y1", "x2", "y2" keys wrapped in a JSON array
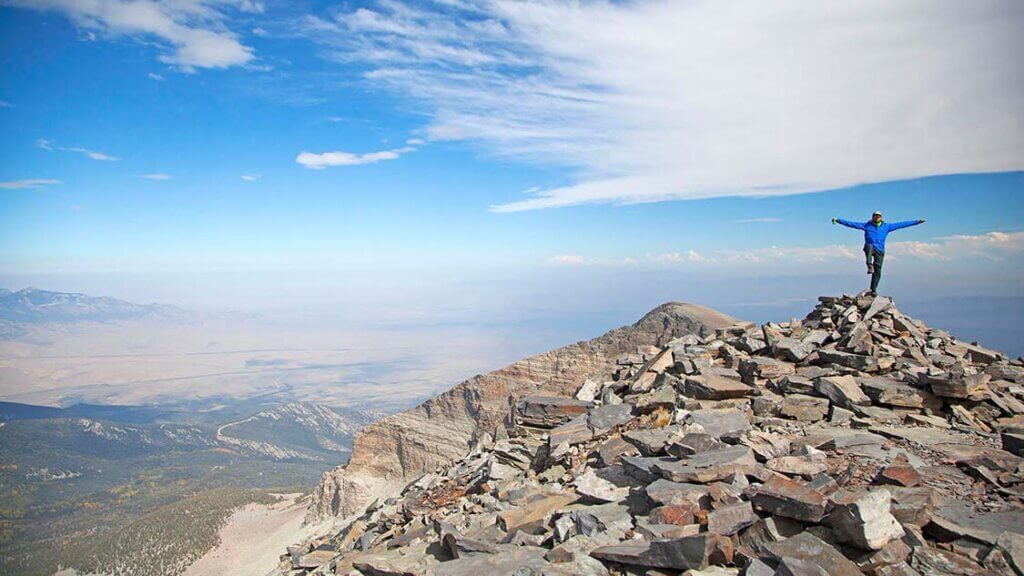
[{"x1": 308, "y1": 302, "x2": 738, "y2": 520}]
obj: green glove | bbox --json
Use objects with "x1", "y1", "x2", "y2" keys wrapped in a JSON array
[
  {"x1": 918, "y1": 219, "x2": 926, "y2": 224},
  {"x1": 831, "y1": 218, "x2": 837, "y2": 225}
]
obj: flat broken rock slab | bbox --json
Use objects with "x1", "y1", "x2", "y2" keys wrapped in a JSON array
[
  {"x1": 814, "y1": 374, "x2": 870, "y2": 408},
  {"x1": 429, "y1": 546, "x2": 579, "y2": 576},
  {"x1": 590, "y1": 534, "x2": 727, "y2": 570},
  {"x1": 517, "y1": 396, "x2": 592, "y2": 428},
  {"x1": 497, "y1": 492, "x2": 579, "y2": 533},
  {"x1": 622, "y1": 426, "x2": 680, "y2": 456},
  {"x1": 645, "y1": 478, "x2": 710, "y2": 506},
  {"x1": 682, "y1": 374, "x2": 754, "y2": 400},
  {"x1": 748, "y1": 475, "x2": 829, "y2": 523},
  {"x1": 707, "y1": 501, "x2": 758, "y2": 536},
  {"x1": 828, "y1": 489, "x2": 904, "y2": 550},
  {"x1": 685, "y1": 408, "x2": 751, "y2": 438},
  {"x1": 763, "y1": 532, "x2": 862, "y2": 576},
  {"x1": 587, "y1": 403, "x2": 635, "y2": 432},
  {"x1": 779, "y1": 394, "x2": 830, "y2": 422},
  {"x1": 869, "y1": 425, "x2": 978, "y2": 447},
  {"x1": 859, "y1": 376, "x2": 939, "y2": 409},
  {"x1": 573, "y1": 468, "x2": 629, "y2": 503},
  {"x1": 652, "y1": 446, "x2": 758, "y2": 483},
  {"x1": 931, "y1": 502, "x2": 1024, "y2": 545}
]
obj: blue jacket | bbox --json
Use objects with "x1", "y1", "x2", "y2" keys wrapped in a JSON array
[{"x1": 836, "y1": 218, "x2": 922, "y2": 252}]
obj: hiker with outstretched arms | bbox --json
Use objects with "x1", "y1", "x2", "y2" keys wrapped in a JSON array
[{"x1": 832, "y1": 211, "x2": 925, "y2": 296}]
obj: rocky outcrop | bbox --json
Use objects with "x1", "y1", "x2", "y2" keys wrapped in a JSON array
[
  {"x1": 280, "y1": 293, "x2": 1024, "y2": 576},
  {"x1": 307, "y1": 302, "x2": 737, "y2": 521}
]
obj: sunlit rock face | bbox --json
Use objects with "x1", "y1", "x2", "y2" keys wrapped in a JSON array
[{"x1": 306, "y1": 302, "x2": 737, "y2": 521}]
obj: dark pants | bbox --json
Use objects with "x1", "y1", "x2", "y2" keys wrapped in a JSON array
[{"x1": 864, "y1": 245, "x2": 885, "y2": 292}]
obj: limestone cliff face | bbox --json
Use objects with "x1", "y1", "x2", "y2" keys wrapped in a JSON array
[{"x1": 307, "y1": 302, "x2": 737, "y2": 521}]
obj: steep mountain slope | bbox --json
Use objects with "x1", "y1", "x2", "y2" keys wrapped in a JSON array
[
  {"x1": 308, "y1": 302, "x2": 737, "y2": 520},
  {"x1": 217, "y1": 402, "x2": 384, "y2": 461},
  {"x1": 0, "y1": 400, "x2": 382, "y2": 576}
]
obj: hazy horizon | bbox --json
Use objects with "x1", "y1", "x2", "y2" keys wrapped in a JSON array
[{"x1": 2, "y1": 3, "x2": 1023, "y2": 575}]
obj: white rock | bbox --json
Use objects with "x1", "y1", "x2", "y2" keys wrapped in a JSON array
[
  {"x1": 828, "y1": 489, "x2": 904, "y2": 550},
  {"x1": 573, "y1": 469, "x2": 629, "y2": 503},
  {"x1": 575, "y1": 379, "x2": 601, "y2": 402}
]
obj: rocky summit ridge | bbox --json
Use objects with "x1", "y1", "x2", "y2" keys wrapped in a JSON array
[
  {"x1": 307, "y1": 302, "x2": 738, "y2": 521},
  {"x1": 283, "y1": 294, "x2": 1024, "y2": 576}
]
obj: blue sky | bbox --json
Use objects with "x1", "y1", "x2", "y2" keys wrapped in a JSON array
[{"x1": 1, "y1": 1, "x2": 1023, "y2": 324}]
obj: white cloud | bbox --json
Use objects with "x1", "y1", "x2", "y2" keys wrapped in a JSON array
[
  {"x1": 889, "y1": 231, "x2": 1024, "y2": 261},
  {"x1": 548, "y1": 254, "x2": 641, "y2": 267},
  {"x1": 549, "y1": 254, "x2": 584, "y2": 265},
  {"x1": 735, "y1": 218, "x2": 783, "y2": 224},
  {"x1": 141, "y1": 173, "x2": 172, "y2": 180},
  {"x1": 37, "y1": 138, "x2": 117, "y2": 160},
  {"x1": 240, "y1": 173, "x2": 261, "y2": 181},
  {"x1": 306, "y1": 0, "x2": 1024, "y2": 211},
  {"x1": 148, "y1": 72, "x2": 165, "y2": 81},
  {"x1": 5, "y1": 0, "x2": 255, "y2": 70},
  {"x1": 296, "y1": 146, "x2": 415, "y2": 169},
  {"x1": 641, "y1": 245, "x2": 859, "y2": 267},
  {"x1": 646, "y1": 250, "x2": 707, "y2": 264},
  {"x1": 63, "y1": 146, "x2": 119, "y2": 161},
  {"x1": 0, "y1": 178, "x2": 60, "y2": 189},
  {"x1": 558, "y1": 231, "x2": 1024, "y2": 271}
]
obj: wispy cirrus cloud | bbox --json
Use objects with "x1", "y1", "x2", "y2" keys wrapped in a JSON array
[
  {"x1": 3, "y1": 0, "x2": 257, "y2": 70},
  {"x1": 735, "y1": 218, "x2": 783, "y2": 224},
  {"x1": 37, "y1": 138, "x2": 118, "y2": 160},
  {"x1": 0, "y1": 179, "x2": 60, "y2": 189},
  {"x1": 240, "y1": 173, "x2": 261, "y2": 181},
  {"x1": 302, "y1": 0, "x2": 1024, "y2": 212},
  {"x1": 141, "y1": 173, "x2": 172, "y2": 180},
  {"x1": 296, "y1": 146, "x2": 415, "y2": 169},
  {"x1": 63, "y1": 146, "x2": 119, "y2": 161}
]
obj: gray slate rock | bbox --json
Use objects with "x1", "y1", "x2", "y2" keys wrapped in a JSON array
[
  {"x1": 762, "y1": 532, "x2": 862, "y2": 576},
  {"x1": 687, "y1": 408, "x2": 751, "y2": 438}
]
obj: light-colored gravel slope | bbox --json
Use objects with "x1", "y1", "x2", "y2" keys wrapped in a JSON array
[{"x1": 182, "y1": 494, "x2": 331, "y2": 576}]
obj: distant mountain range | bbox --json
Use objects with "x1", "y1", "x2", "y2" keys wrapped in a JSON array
[
  {"x1": 0, "y1": 401, "x2": 168, "y2": 424},
  {"x1": 0, "y1": 287, "x2": 187, "y2": 324}
]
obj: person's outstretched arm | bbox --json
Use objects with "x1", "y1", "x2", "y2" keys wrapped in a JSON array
[
  {"x1": 832, "y1": 217, "x2": 866, "y2": 230},
  {"x1": 888, "y1": 219, "x2": 925, "y2": 231}
]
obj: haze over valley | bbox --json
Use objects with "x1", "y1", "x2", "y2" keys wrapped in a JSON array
[{"x1": 1, "y1": 1, "x2": 1022, "y2": 575}]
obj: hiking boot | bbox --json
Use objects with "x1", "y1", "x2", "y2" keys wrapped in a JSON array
[{"x1": 868, "y1": 290, "x2": 877, "y2": 297}]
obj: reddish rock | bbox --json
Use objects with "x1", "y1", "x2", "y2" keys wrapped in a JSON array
[
  {"x1": 650, "y1": 504, "x2": 697, "y2": 526},
  {"x1": 876, "y1": 460, "x2": 921, "y2": 487},
  {"x1": 748, "y1": 475, "x2": 829, "y2": 523}
]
